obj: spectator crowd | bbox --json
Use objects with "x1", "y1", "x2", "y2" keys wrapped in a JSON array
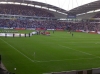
[
  {"x1": 0, "y1": 4, "x2": 54, "y2": 17},
  {"x1": 93, "y1": 13, "x2": 100, "y2": 18},
  {"x1": 0, "y1": 19, "x2": 99, "y2": 31},
  {"x1": 0, "y1": 4, "x2": 99, "y2": 31}
]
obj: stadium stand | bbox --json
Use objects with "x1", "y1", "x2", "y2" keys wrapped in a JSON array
[
  {"x1": 0, "y1": 19, "x2": 99, "y2": 31},
  {"x1": 0, "y1": 4, "x2": 54, "y2": 17},
  {"x1": 93, "y1": 12, "x2": 100, "y2": 18},
  {"x1": 0, "y1": 19, "x2": 65, "y2": 29}
]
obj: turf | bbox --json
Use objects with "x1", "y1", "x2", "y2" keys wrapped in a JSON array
[{"x1": 0, "y1": 30, "x2": 100, "y2": 74}]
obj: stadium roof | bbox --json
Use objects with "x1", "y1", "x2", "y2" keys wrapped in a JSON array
[
  {"x1": 68, "y1": 0, "x2": 100, "y2": 15},
  {"x1": 0, "y1": 0, "x2": 68, "y2": 14},
  {"x1": 0, "y1": 0, "x2": 100, "y2": 15}
]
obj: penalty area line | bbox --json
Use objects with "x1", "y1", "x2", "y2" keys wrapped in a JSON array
[
  {"x1": 0, "y1": 38, "x2": 34, "y2": 62},
  {"x1": 59, "y1": 44, "x2": 100, "y2": 58}
]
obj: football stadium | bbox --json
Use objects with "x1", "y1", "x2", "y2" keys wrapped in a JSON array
[{"x1": 1, "y1": 0, "x2": 100, "y2": 74}]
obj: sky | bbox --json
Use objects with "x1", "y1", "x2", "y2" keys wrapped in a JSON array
[{"x1": 28, "y1": 0, "x2": 98, "y2": 11}]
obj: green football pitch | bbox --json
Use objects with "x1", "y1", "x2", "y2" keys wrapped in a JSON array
[{"x1": 0, "y1": 30, "x2": 100, "y2": 74}]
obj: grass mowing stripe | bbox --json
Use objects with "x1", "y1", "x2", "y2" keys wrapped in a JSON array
[
  {"x1": 0, "y1": 38, "x2": 34, "y2": 62},
  {"x1": 36, "y1": 57, "x2": 98, "y2": 63},
  {"x1": 59, "y1": 45, "x2": 100, "y2": 58}
]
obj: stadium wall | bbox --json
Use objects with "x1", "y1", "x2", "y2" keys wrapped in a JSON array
[
  {"x1": 75, "y1": 30, "x2": 100, "y2": 34},
  {"x1": 44, "y1": 68, "x2": 100, "y2": 74}
]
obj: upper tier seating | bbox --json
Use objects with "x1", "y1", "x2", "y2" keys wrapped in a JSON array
[{"x1": 0, "y1": 4, "x2": 54, "y2": 17}]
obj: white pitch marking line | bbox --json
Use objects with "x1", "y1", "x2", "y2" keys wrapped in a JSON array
[
  {"x1": 1, "y1": 38, "x2": 100, "y2": 63},
  {"x1": 59, "y1": 44, "x2": 100, "y2": 58},
  {"x1": 0, "y1": 38, "x2": 34, "y2": 62}
]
